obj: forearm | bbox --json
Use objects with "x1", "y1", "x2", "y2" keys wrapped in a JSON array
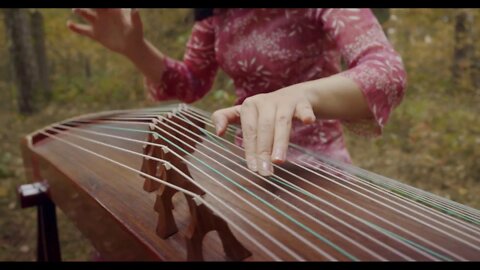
[
  {"x1": 124, "y1": 38, "x2": 166, "y2": 85},
  {"x1": 301, "y1": 74, "x2": 373, "y2": 121}
]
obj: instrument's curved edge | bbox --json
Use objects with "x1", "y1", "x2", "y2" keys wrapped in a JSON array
[
  {"x1": 35, "y1": 149, "x2": 164, "y2": 261},
  {"x1": 17, "y1": 104, "x2": 182, "y2": 261},
  {"x1": 24, "y1": 102, "x2": 181, "y2": 145}
]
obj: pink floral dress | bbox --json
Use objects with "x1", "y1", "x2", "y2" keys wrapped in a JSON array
[{"x1": 146, "y1": 8, "x2": 407, "y2": 164}]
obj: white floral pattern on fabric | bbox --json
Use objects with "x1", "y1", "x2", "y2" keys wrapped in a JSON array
[{"x1": 145, "y1": 8, "x2": 407, "y2": 164}]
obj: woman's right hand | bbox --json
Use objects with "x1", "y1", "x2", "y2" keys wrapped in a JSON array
[{"x1": 67, "y1": 8, "x2": 144, "y2": 57}]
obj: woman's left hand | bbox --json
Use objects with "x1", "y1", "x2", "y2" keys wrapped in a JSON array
[{"x1": 212, "y1": 85, "x2": 316, "y2": 176}]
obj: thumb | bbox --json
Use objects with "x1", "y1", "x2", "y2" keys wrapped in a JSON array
[
  {"x1": 131, "y1": 8, "x2": 143, "y2": 29},
  {"x1": 67, "y1": 21, "x2": 94, "y2": 39},
  {"x1": 211, "y1": 105, "x2": 241, "y2": 136},
  {"x1": 294, "y1": 100, "x2": 316, "y2": 124}
]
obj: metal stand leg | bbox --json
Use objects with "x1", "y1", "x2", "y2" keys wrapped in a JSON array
[{"x1": 19, "y1": 182, "x2": 61, "y2": 262}]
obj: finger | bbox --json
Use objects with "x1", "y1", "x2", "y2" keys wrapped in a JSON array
[
  {"x1": 72, "y1": 8, "x2": 97, "y2": 24},
  {"x1": 211, "y1": 105, "x2": 241, "y2": 136},
  {"x1": 130, "y1": 8, "x2": 143, "y2": 29},
  {"x1": 294, "y1": 100, "x2": 316, "y2": 124},
  {"x1": 256, "y1": 103, "x2": 276, "y2": 176},
  {"x1": 240, "y1": 99, "x2": 258, "y2": 172},
  {"x1": 271, "y1": 106, "x2": 294, "y2": 164},
  {"x1": 67, "y1": 21, "x2": 94, "y2": 38},
  {"x1": 94, "y1": 8, "x2": 113, "y2": 14}
]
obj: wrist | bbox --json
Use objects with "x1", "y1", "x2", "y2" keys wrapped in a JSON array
[
  {"x1": 298, "y1": 80, "x2": 326, "y2": 118},
  {"x1": 296, "y1": 75, "x2": 372, "y2": 121},
  {"x1": 123, "y1": 38, "x2": 167, "y2": 85},
  {"x1": 123, "y1": 37, "x2": 149, "y2": 61}
]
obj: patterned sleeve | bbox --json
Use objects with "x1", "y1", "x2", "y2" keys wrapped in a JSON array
[
  {"x1": 145, "y1": 17, "x2": 218, "y2": 103},
  {"x1": 312, "y1": 8, "x2": 407, "y2": 137}
]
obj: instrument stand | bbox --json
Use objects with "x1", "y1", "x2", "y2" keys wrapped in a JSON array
[{"x1": 17, "y1": 181, "x2": 61, "y2": 262}]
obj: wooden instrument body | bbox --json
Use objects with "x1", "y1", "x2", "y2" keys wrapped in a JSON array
[{"x1": 20, "y1": 105, "x2": 480, "y2": 261}]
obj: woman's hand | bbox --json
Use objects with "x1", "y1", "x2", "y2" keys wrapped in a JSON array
[
  {"x1": 212, "y1": 85, "x2": 316, "y2": 176},
  {"x1": 211, "y1": 75, "x2": 373, "y2": 176},
  {"x1": 67, "y1": 8, "x2": 167, "y2": 86},
  {"x1": 67, "y1": 8, "x2": 144, "y2": 57}
]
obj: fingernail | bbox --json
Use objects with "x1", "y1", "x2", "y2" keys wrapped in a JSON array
[
  {"x1": 272, "y1": 148, "x2": 285, "y2": 162},
  {"x1": 260, "y1": 160, "x2": 273, "y2": 176},
  {"x1": 247, "y1": 159, "x2": 257, "y2": 172}
]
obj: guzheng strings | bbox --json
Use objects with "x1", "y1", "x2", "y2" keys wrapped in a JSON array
[{"x1": 36, "y1": 104, "x2": 480, "y2": 261}]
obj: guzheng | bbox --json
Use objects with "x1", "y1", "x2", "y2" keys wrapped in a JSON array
[{"x1": 19, "y1": 103, "x2": 480, "y2": 261}]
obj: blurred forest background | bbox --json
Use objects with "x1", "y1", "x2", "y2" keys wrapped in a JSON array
[{"x1": 0, "y1": 8, "x2": 479, "y2": 261}]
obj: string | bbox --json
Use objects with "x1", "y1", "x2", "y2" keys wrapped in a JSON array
[
  {"x1": 171, "y1": 110, "x2": 459, "y2": 261},
  {"x1": 171, "y1": 109, "x2": 478, "y2": 260},
  {"x1": 42, "y1": 104, "x2": 480, "y2": 260},
  {"x1": 177, "y1": 108, "x2": 477, "y2": 259},
  {"x1": 69, "y1": 119, "x2": 370, "y2": 260},
  {"x1": 133, "y1": 106, "x2": 480, "y2": 224},
  {"x1": 184, "y1": 105, "x2": 480, "y2": 221},
  {"x1": 290, "y1": 159, "x2": 469, "y2": 260},
  {"x1": 79, "y1": 118, "x2": 432, "y2": 260},
  {"x1": 48, "y1": 125, "x2": 309, "y2": 260},
  {"x1": 50, "y1": 124, "x2": 327, "y2": 261},
  {"x1": 295, "y1": 152, "x2": 480, "y2": 236},
  {"x1": 81, "y1": 116, "x2": 446, "y2": 257},
  {"x1": 182, "y1": 107, "x2": 480, "y2": 225},
  {"x1": 69, "y1": 119, "x2": 424, "y2": 260},
  {"x1": 128, "y1": 105, "x2": 480, "y2": 258},
  {"x1": 66, "y1": 121, "x2": 342, "y2": 260},
  {"x1": 165, "y1": 113, "x2": 464, "y2": 260},
  {"x1": 289, "y1": 146, "x2": 480, "y2": 226},
  {"x1": 291, "y1": 156, "x2": 480, "y2": 249},
  {"x1": 103, "y1": 110, "x2": 452, "y2": 260},
  {"x1": 150, "y1": 116, "x2": 384, "y2": 260},
  {"x1": 215, "y1": 118, "x2": 480, "y2": 221},
  {"x1": 38, "y1": 128, "x2": 282, "y2": 261},
  {"x1": 289, "y1": 144, "x2": 480, "y2": 223},
  {"x1": 75, "y1": 106, "x2": 480, "y2": 262}
]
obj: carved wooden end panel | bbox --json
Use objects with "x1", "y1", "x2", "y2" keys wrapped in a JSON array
[{"x1": 139, "y1": 109, "x2": 252, "y2": 261}]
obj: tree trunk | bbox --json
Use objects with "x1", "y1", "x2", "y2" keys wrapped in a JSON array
[
  {"x1": 469, "y1": 12, "x2": 480, "y2": 93},
  {"x1": 3, "y1": 8, "x2": 39, "y2": 115},
  {"x1": 472, "y1": 56, "x2": 480, "y2": 93},
  {"x1": 452, "y1": 9, "x2": 474, "y2": 88},
  {"x1": 30, "y1": 9, "x2": 52, "y2": 101}
]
